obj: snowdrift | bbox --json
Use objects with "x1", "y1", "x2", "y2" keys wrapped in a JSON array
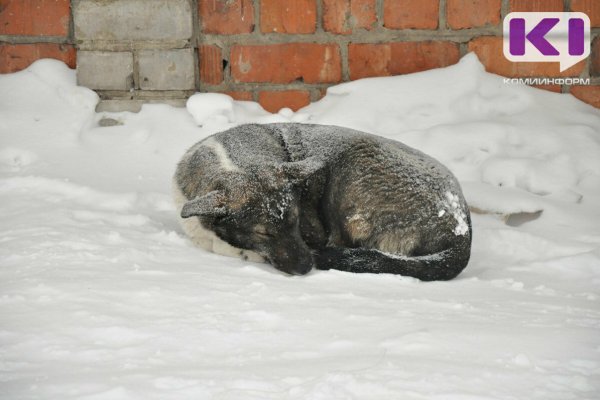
[{"x1": 1, "y1": 54, "x2": 599, "y2": 399}]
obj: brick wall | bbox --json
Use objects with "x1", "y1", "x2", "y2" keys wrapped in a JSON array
[
  {"x1": 0, "y1": 0, "x2": 75, "y2": 72},
  {"x1": 1, "y1": 0, "x2": 600, "y2": 111}
]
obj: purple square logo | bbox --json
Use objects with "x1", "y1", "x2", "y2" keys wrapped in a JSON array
[{"x1": 503, "y1": 12, "x2": 590, "y2": 72}]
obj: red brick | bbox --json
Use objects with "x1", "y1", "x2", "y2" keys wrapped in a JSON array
[
  {"x1": 570, "y1": 85, "x2": 600, "y2": 108},
  {"x1": 0, "y1": 0, "x2": 70, "y2": 36},
  {"x1": 591, "y1": 37, "x2": 600, "y2": 77},
  {"x1": 199, "y1": 0, "x2": 254, "y2": 34},
  {"x1": 447, "y1": 0, "x2": 501, "y2": 29},
  {"x1": 532, "y1": 84, "x2": 562, "y2": 93},
  {"x1": 230, "y1": 43, "x2": 342, "y2": 84},
  {"x1": 385, "y1": 41, "x2": 460, "y2": 74},
  {"x1": 225, "y1": 91, "x2": 254, "y2": 101},
  {"x1": 384, "y1": 0, "x2": 439, "y2": 30},
  {"x1": 323, "y1": 0, "x2": 377, "y2": 34},
  {"x1": 468, "y1": 36, "x2": 585, "y2": 77},
  {"x1": 199, "y1": 45, "x2": 223, "y2": 85},
  {"x1": 349, "y1": 44, "x2": 390, "y2": 79},
  {"x1": 571, "y1": 0, "x2": 600, "y2": 27},
  {"x1": 509, "y1": 0, "x2": 563, "y2": 12},
  {"x1": 0, "y1": 43, "x2": 75, "y2": 73},
  {"x1": 259, "y1": 90, "x2": 311, "y2": 113},
  {"x1": 348, "y1": 41, "x2": 460, "y2": 80},
  {"x1": 261, "y1": 0, "x2": 317, "y2": 33}
]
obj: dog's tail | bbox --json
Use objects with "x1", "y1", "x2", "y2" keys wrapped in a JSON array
[{"x1": 315, "y1": 237, "x2": 471, "y2": 281}]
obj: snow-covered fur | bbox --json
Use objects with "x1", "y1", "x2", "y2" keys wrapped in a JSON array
[{"x1": 173, "y1": 123, "x2": 472, "y2": 280}]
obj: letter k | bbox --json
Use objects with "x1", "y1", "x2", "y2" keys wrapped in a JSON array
[{"x1": 510, "y1": 18, "x2": 560, "y2": 56}]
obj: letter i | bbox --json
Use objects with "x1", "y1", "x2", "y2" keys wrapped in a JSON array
[
  {"x1": 569, "y1": 18, "x2": 584, "y2": 56},
  {"x1": 509, "y1": 18, "x2": 526, "y2": 56}
]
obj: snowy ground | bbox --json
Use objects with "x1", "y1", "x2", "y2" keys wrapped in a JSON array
[{"x1": 1, "y1": 55, "x2": 599, "y2": 399}]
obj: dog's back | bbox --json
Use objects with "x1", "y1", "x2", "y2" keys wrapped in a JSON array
[{"x1": 276, "y1": 124, "x2": 472, "y2": 280}]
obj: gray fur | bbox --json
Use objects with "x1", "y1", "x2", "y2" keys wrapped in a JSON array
[{"x1": 174, "y1": 123, "x2": 472, "y2": 280}]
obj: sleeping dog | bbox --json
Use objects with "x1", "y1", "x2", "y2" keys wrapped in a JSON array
[{"x1": 173, "y1": 123, "x2": 471, "y2": 281}]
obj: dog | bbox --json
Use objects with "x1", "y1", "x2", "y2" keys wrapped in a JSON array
[{"x1": 173, "y1": 123, "x2": 472, "y2": 281}]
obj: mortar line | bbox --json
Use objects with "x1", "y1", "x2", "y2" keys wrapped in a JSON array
[
  {"x1": 439, "y1": 0, "x2": 447, "y2": 31},
  {"x1": 316, "y1": 0, "x2": 323, "y2": 34},
  {"x1": 254, "y1": 0, "x2": 261, "y2": 34},
  {"x1": 500, "y1": 0, "x2": 509, "y2": 19},
  {"x1": 132, "y1": 49, "x2": 140, "y2": 91},
  {"x1": 0, "y1": 35, "x2": 72, "y2": 44},
  {"x1": 69, "y1": 0, "x2": 75, "y2": 44},
  {"x1": 191, "y1": 0, "x2": 200, "y2": 91},
  {"x1": 375, "y1": 0, "x2": 384, "y2": 29}
]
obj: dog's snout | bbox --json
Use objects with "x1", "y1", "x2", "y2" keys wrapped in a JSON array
[{"x1": 269, "y1": 243, "x2": 314, "y2": 276}]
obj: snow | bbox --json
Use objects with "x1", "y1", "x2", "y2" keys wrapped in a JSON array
[
  {"x1": 1, "y1": 54, "x2": 600, "y2": 399},
  {"x1": 442, "y1": 191, "x2": 469, "y2": 236}
]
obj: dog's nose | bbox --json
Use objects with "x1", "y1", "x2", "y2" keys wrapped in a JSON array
[
  {"x1": 289, "y1": 263, "x2": 313, "y2": 276},
  {"x1": 270, "y1": 248, "x2": 314, "y2": 276}
]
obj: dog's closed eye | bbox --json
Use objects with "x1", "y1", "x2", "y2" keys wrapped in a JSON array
[{"x1": 253, "y1": 225, "x2": 274, "y2": 237}]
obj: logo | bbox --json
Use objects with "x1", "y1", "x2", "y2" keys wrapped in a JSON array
[{"x1": 503, "y1": 12, "x2": 590, "y2": 72}]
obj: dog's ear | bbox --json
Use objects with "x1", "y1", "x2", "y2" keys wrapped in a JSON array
[
  {"x1": 279, "y1": 158, "x2": 324, "y2": 184},
  {"x1": 181, "y1": 191, "x2": 227, "y2": 218}
]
